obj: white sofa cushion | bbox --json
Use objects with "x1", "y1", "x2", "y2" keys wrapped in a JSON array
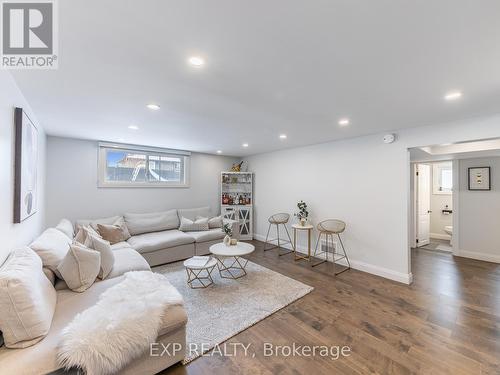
[
  {"x1": 124, "y1": 210, "x2": 179, "y2": 235},
  {"x1": 57, "y1": 243, "x2": 101, "y2": 293},
  {"x1": 187, "y1": 228, "x2": 225, "y2": 243},
  {"x1": 127, "y1": 230, "x2": 194, "y2": 254},
  {"x1": 179, "y1": 217, "x2": 209, "y2": 232},
  {"x1": 55, "y1": 219, "x2": 74, "y2": 239},
  {"x1": 0, "y1": 247, "x2": 57, "y2": 348},
  {"x1": 110, "y1": 241, "x2": 133, "y2": 251},
  {"x1": 177, "y1": 206, "x2": 210, "y2": 221},
  {"x1": 84, "y1": 235, "x2": 115, "y2": 279},
  {"x1": 29, "y1": 228, "x2": 72, "y2": 274},
  {"x1": 107, "y1": 248, "x2": 151, "y2": 279}
]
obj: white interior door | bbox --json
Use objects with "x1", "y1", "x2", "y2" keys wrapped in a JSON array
[{"x1": 416, "y1": 164, "x2": 431, "y2": 247}]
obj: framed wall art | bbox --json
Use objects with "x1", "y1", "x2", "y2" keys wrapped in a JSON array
[
  {"x1": 14, "y1": 107, "x2": 38, "y2": 223},
  {"x1": 468, "y1": 166, "x2": 491, "y2": 191}
]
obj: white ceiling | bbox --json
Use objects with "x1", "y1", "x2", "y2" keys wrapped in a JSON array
[{"x1": 11, "y1": 0, "x2": 500, "y2": 156}]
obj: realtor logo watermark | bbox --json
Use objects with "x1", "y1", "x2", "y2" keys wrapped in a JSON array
[{"x1": 1, "y1": 0, "x2": 58, "y2": 69}]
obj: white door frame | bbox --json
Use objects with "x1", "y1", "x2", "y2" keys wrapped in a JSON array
[
  {"x1": 409, "y1": 159, "x2": 460, "y2": 254},
  {"x1": 415, "y1": 163, "x2": 431, "y2": 247}
]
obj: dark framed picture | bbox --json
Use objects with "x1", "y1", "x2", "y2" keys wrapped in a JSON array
[
  {"x1": 468, "y1": 167, "x2": 491, "y2": 191},
  {"x1": 14, "y1": 107, "x2": 39, "y2": 223}
]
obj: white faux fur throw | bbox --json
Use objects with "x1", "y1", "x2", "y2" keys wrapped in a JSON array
[{"x1": 57, "y1": 271, "x2": 183, "y2": 375}]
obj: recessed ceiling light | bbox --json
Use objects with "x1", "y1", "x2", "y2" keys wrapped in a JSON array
[
  {"x1": 444, "y1": 91, "x2": 462, "y2": 101},
  {"x1": 128, "y1": 125, "x2": 139, "y2": 130},
  {"x1": 279, "y1": 134, "x2": 287, "y2": 139},
  {"x1": 188, "y1": 56, "x2": 205, "y2": 67},
  {"x1": 146, "y1": 103, "x2": 160, "y2": 110},
  {"x1": 216, "y1": 150, "x2": 222, "y2": 154},
  {"x1": 242, "y1": 143, "x2": 249, "y2": 148},
  {"x1": 118, "y1": 138, "x2": 125, "y2": 142},
  {"x1": 338, "y1": 118, "x2": 350, "y2": 126}
]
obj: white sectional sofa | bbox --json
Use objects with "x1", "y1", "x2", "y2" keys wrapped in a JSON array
[
  {"x1": 77, "y1": 206, "x2": 239, "y2": 267},
  {"x1": 0, "y1": 206, "x2": 238, "y2": 375}
]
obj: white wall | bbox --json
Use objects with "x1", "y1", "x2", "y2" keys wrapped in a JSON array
[
  {"x1": 45, "y1": 136, "x2": 238, "y2": 226},
  {"x1": 430, "y1": 164, "x2": 452, "y2": 239},
  {"x1": 0, "y1": 72, "x2": 46, "y2": 265},
  {"x1": 458, "y1": 157, "x2": 500, "y2": 262},
  {"x1": 245, "y1": 114, "x2": 500, "y2": 284}
]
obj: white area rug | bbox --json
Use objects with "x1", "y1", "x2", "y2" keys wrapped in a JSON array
[{"x1": 154, "y1": 260, "x2": 313, "y2": 363}]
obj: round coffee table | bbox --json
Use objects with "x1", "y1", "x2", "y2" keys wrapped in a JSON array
[
  {"x1": 183, "y1": 257, "x2": 217, "y2": 289},
  {"x1": 209, "y1": 242, "x2": 255, "y2": 279}
]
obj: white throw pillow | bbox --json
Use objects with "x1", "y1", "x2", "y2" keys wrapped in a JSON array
[
  {"x1": 57, "y1": 243, "x2": 101, "y2": 293},
  {"x1": 0, "y1": 247, "x2": 57, "y2": 348},
  {"x1": 29, "y1": 228, "x2": 72, "y2": 274},
  {"x1": 198, "y1": 215, "x2": 223, "y2": 229},
  {"x1": 84, "y1": 234, "x2": 115, "y2": 279},
  {"x1": 74, "y1": 225, "x2": 101, "y2": 244},
  {"x1": 55, "y1": 219, "x2": 74, "y2": 240},
  {"x1": 179, "y1": 216, "x2": 209, "y2": 232}
]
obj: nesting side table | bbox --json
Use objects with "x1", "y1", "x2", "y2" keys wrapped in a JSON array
[
  {"x1": 184, "y1": 257, "x2": 217, "y2": 289},
  {"x1": 292, "y1": 224, "x2": 314, "y2": 262}
]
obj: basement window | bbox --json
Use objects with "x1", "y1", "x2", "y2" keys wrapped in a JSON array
[{"x1": 98, "y1": 142, "x2": 190, "y2": 187}]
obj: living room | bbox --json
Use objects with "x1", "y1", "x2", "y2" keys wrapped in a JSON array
[{"x1": 1, "y1": 1, "x2": 500, "y2": 374}]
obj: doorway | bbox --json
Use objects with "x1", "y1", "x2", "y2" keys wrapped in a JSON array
[{"x1": 414, "y1": 161, "x2": 453, "y2": 252}]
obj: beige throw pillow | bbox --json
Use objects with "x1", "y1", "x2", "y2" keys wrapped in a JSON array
[
  {"x1": 97, "y1": 223, "x2": 131, "y2": 245},
  {"x1": 84, "y1": 234, "x2": 115, "y2": 279},
  {"x1": 0, "y1": 247, "x2": 57, "y2": 348},
  {"x1": 57, "y1": 243, "x2": 101, "y2": 293},
  {"x1": 179, "y1": 216, "x2": 209, "y2": 232},
  {"x1": 74, "y1": 225, "x2": 101, "y2": 244}
]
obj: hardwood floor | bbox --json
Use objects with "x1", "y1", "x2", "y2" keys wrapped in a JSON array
[{"x1": 162, "y1": 241, "x2": 500, "y2": 375}]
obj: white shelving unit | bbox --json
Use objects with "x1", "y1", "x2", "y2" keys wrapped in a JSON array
[{"x1": 221, "y1": 172, "x2": 253, "y2": 240}]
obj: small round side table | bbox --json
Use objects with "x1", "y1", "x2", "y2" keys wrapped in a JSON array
[
  {"x1": 183, "y1": 257, "x2": 217, "y2": 289},
  {"x1": 292, "y1": 223, "x2": 314, "y2": 262}
]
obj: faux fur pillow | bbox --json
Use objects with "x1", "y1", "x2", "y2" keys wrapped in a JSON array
[
  {"x1": 97, "y1": 223, "x2": 131, "y2": 245},
  {"x1": 179, "y1": 217, "x2": 209, "y2": 232}
]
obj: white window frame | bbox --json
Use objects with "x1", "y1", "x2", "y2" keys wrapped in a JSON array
[
  {"x1": 98, "y1": 142, "x2": 191, "y2": 188},
  {"x1": 432, "y1": 162, "x2": 452, "y2": 195}
]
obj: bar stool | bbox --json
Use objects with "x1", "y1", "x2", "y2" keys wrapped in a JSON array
[
  {"x1": 263, "y1": 213, "x2": 293, "y2": 256},
  {"x1": 313, "y1": 219, "x2": 351, "y2": 275}
]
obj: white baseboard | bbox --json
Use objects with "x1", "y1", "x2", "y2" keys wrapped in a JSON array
[
  {"x1": 456, "y1": 250, "x2": 500, "y2": 264},
  {"x1": 254, "y1": 234, "x2": 413, "y2": 285},
  {"x1": 430, "y1": 233, "x2": 452, "y2": 241}
]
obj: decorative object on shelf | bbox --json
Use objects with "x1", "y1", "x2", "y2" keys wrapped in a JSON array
[
  {"x1": 221, "y1": 172, "x2": 253, "y2": 240},
  {"x1": 14, "y1": 107, "x2": 39, "y2": 223},
  {"x1": 223, "y1": 222, "x2": 233, "y2": 246},
  {"x1": 231, "y1": 161, "x2": 243, "y2": 172},
  {"x1": 468, "y1": 167, "x2": 491, "y2": 191},
  {"x1": 294, "y1": 200, "x2": 309, "y2": 226}
]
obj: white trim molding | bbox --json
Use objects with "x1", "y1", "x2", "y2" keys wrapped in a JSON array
[
  {"x1": 456, "y1": 250, "x2": 500, "y2": 264},
  {"x1": 254, "y1": 234, "x2": 413, "y2": 285}
]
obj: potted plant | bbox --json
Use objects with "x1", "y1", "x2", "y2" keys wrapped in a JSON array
[
  {"x1": 223, "y1": 222, "x2": 233, "y2": 246},
  {"x1": 294, "y1": 200, "x2": 309, "y2": 226}
]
